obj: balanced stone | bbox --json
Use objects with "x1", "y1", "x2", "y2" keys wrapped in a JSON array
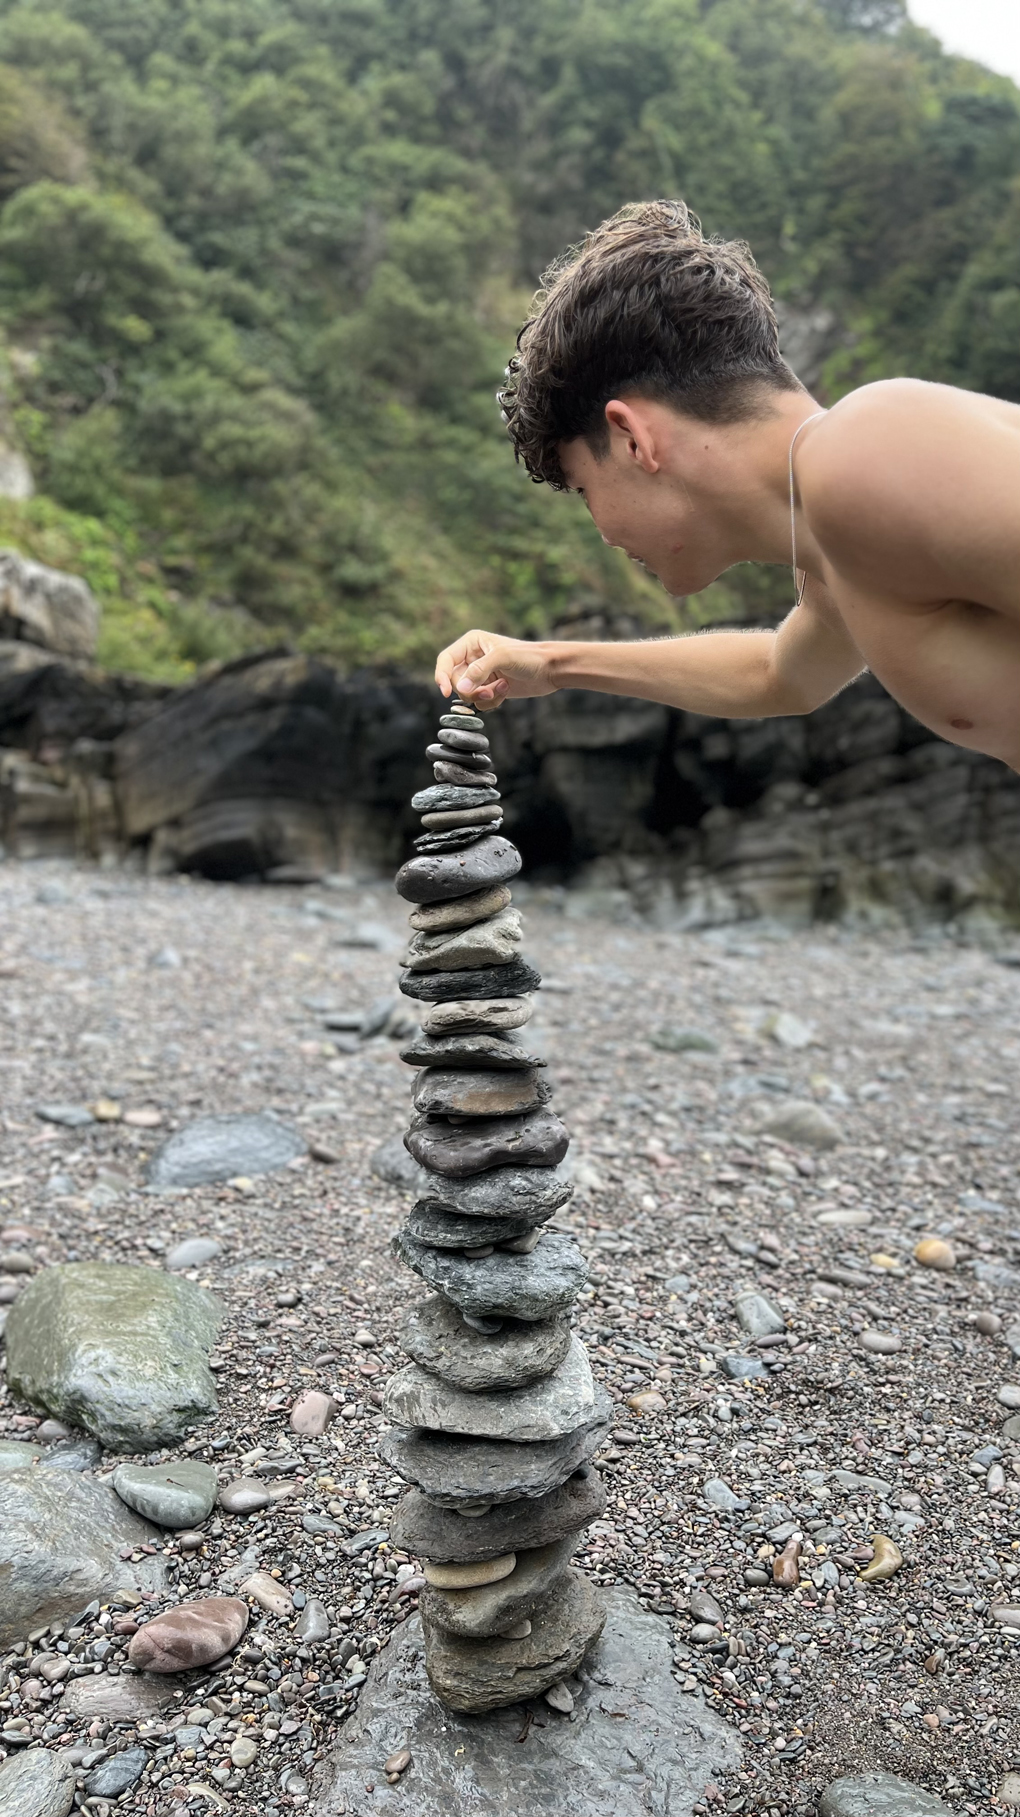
[
  {"x1": 437, "y1": 727, "x2": 490, "y2": 752},
  {"x1": 416, "y1": 1162, "x2": 572, "y2": 1220},
  {"x1": 112, "y1": 1459, "x2": 218, "y2": 1528},
  {"x1": 439, "y1": 712, "x2": 485, "y2": 730},
  {"x1": 400, "y1": 1029, "x2": 544, "y2": 1070},
  {"x1": 394, "y1": 1229, "x2": 587, "y2": 1320},
  {"x1": 423, "y1": 1534, "x2": 577, "y2": 1638},
  {"x1": 5, "y1": 1263, "x2": 223, "y2": 1452},
  {"x1": 412, "y1": 785, "x2": 501, "y2": 813},
  {"x1": 400, "y1": 956, "x2": 541, "y2": 1001},
  {"x1": 404, "y1": 1203, "x2": 544, "y2": 1249},
  {"x1": 422, "y1": 996, "x2": 533, "y2": 1034},
  {"x1": 423, "y1": 1554, "x2": 516, "y2": 1588},
  {"x1": 409, "y1": 884, "x2": 511, "y2": 932},
  {"x1": 426, "y1": 743, "x2": 491, "y2": 766},
  {"x1": 405, "y1": 906, "x2": 522, "y2": 972},
  {"x1": 420, "y1": 804, "x2": 503, "y2": 830},
  {"x1": 390, "y1": 1471, "x2": 606, "y2": 1563},
  {"x1": 384, "y1": 1338, "x2": 594, "y2": 1440},
  {"x1": 399, "y1": 1295, "x2": 571, "y2": 1390},
  {"x1": 420, "y1": 1567, "x2": 605, "y2": 1712},
  {"x1": 396, "y1": 835, "x2": 521, "y2": 902},
  {"x1": 404, "y1": 1106, "x2": 568, "y2": 1177},
  {"x1": 433, "y1": 761, "x2": 498, "y2": 788},
  {"x1": 414, "y1": 824, "x2": 499, "y2": 854},
  {"x1": 412, "y1": 1067, "x2": 549, "y2": 1118},
  {"x1": 381, "y1": 1393, "x2": 612, "y2": 1506}
]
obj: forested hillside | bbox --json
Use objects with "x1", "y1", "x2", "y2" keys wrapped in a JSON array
[{"x1": 0, "y1": 0, "x2": 1017, "y2": 678}]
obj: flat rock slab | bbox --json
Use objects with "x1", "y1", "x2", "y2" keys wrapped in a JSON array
[
  {"x1": 412, "y1": 1068, "x2": 549, "y2": 1119},
  {"x1": 0, "y1": 1747, "x2": 79, "y2": 1817},
  {"x1": 0, "y1": 1471, "x2": 165, "y2": 1647},
  {"x1": 380, "y1": 1389, "x2": 612, "y2": 1507},
  {"x1": 422, "y1": 999, "x2": 532, "y2": 1035},
  {"x1": 819, "y1": 1775, "x2": 957, "y2": 1816},
  {"x1": 5, "y1": 1263, "x2": 223, "y2": 1452},
  {"x1": 400, "y1": 1296, "x2": 571, "y2": 1391},
  {"x1": 400, "y1": 957, "x2": 542, "y2": 1003},
  {"x1": 394, "y1": 1230, "x2": 586, "y2": 1321},
  {"x1": 405, "y1": 906, "x2": 521, "y2": 972},
  {"x1": 390, "y1": 1472, "x2": 606, "y2": 1563},
  {"x1": 415, "y1": 1163, "x2": 573, "y2": 1221},
  {"x1": 400, "y1": 1031, "x2": 543, "y2": 1071},
  {"x1": 384, "y1": 1337, "x2": 594, "y2": 1441},
  {"x1": 403, "y1": 1203, "x2": 539, "y2": 1249},
  {"x1": 395, "y1": 837, "x2": 522, "y2": 905},
  {"x1": 313, "y1": 1584, "x2": 740, "y2": 1814},
  {"x1": 405, "y1": 1107, "x2": 568, "y2": 1179},
  {"x1": 145, "y1": 1111, "x2": 306, "y2": 1187}
]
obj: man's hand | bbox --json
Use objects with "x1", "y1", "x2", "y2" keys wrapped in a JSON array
[{"x1": 435, "y1": 631, "x2": 559, "y2": 709}]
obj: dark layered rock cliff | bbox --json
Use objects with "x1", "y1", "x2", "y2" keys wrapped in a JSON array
[{"x1": 1, "y1": 649, "x2": 1018, "y2": 933}]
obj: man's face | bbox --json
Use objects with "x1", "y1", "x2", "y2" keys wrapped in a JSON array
[{"x1": 559, "y1": 412, "x2": 731, "y2": 597}]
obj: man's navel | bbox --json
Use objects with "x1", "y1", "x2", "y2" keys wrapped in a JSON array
[{"x1": 950, "y1": 718, "x2": 974, "y2": 731}]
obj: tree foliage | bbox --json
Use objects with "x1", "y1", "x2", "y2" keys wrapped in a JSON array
[{"x1": 0, "y1": 0, "x2": 1015, "y2": 676}]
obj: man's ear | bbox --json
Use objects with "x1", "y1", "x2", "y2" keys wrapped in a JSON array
[{"x1": 604, "y1": 399, "x2": 660, "y2": 474}]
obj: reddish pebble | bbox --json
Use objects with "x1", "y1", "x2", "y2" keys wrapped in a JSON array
[
  {"x1": 128, "y1": 1597, "x2": 248, "y2": 1673},
  {"x1": 289, "y1": 1389, "x2": 339, "y2": 1437},
  {"x1": 773, "y1": 1536, "x2": 802, "y2": 1588}
]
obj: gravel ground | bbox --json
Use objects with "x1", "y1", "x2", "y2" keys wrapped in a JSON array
[{"x1": 1, "y1": 861, "x2": 1020, "y2": 1815}]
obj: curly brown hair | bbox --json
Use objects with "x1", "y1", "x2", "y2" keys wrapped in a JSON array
[{"x1": 499, "y1": 199, "x2": 802, "y2": 488}]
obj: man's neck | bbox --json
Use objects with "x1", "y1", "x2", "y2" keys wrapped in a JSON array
[{"x1": 672, "y1": 390, "x2": 828, "y2": 573}]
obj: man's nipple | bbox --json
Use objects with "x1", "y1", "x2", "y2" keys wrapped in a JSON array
[{"x1": 950, "y1": 718, "x2": 974, "y2": 730}]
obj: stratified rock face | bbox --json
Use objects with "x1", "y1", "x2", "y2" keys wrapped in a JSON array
[
  {"x1": 4, "y1": 1263, "x2": 223, "y2": 1451},
  {"x1": 0, "y1": 1472, "x2": 166, "y2": 1647},
  {"x1": 383, "y1": 697, "x2": 605, "y2": 1713},
  {"x1": 145, "y1": 1111, "x2": 306, "y2": 1187},
  {"x1": 0, "y1": 548, "x2": 99, "y2": 659}
]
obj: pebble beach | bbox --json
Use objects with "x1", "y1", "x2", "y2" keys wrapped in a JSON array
[{"x1": 1, "y1": 860, "x2": 1019, "y2": 1815}]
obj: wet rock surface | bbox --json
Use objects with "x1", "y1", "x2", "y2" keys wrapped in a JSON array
[
  {"x1": 315, "y1": 1585, "x2": 740, "y2": 1813},
  {"x1": 383, "y1": 1338, "x2": 595, "y2": 1441},
  {"x1": 0, "y1": 1747, "x2": 78, "y2": 1817}
]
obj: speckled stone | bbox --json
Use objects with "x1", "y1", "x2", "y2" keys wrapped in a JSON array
[
  {"x1": 379, "y1": 1388, "x2": 612, "y2": 1506},
  {"x1": 395, "y1": 836, "x2": 521, "y2": 905}
]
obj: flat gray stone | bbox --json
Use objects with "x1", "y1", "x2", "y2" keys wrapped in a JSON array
[
  {"x1": 380, "y1": 1388, "x2": 612, "y2": 1507},
  {"x1": 61, "y1": 1674, "x2": 175, "y2": 1721},
  {"x1": 395, "y1": 836, "x2": 521, "y2": 905},
  {"x1": 719, "y1": 1355, "x2": 767, "y2": 1381},
  {"x1": 35, "y1": 1103, "x2": 94, "y2": 1129},
  {"x1": 112, "y1": 1459, "x2": 219, "y2": 1527},
  {"x1": 0, "y1": 1439, "x2": 43, "y2": 1471},
  {"x1": 390, "y1": 1472, "x2": 606, "y2": 1563},
  {"x1": 371, "y1": 1136, "x2": 428, "y2": 1193},
  {"x1": 403, "y1": 1203, "x2": 539, "y2": 1249},
  {"x1": 400, "y1": 958, "x2": 542, "y2": 1003},
  {"x1": 422, "y1": 999, "x2": 532, "y2": 1035},
  {"x1": 0, "y1": 1472, "x2": 165, "y2": 1647},
  {"x1": 415, "y1": 1163, "x2": 573, "y2": 1220},
  {"x1": 422, "y1": 1568, "x2": 604, "y2": 1712},
  {"x1": 394, "y1": 1230, "x2": 587, "y2": 1321},
  {"x1": 819, "y1": 1774, "x2": 956, "y2": 1817},
  {"x1": 734, "y1": 1291, "x2": 785, "y2": 1339},
  {"x1": 38, "y1": 1436, "x2": 102, "y2": 1473},
  {"x1": 757, "y1": 1099, "x2": 842, "y2": 1150},
  {"x1": 412, "y1": 1068, "x2": 549, "y2": 1119},
  {"x1": 400, "y1": 1031, "x2": 543, "y2": 1071},
  {"x1": 5, "y1": 1263, "x2": 222, "y2": 1451},
  {"x1": 409, "y1": 884, "x2": 509, "y2": 931},
  {"x1": 314, "y1": 1584, "x2": 740, "y2": 1811},
  {"x1": 423, "y1": 1534, "x2": 577, "y2": 1638},
  {"x1": 165, "y1": 1237, "x2": 223, "y2": 1270},
  {"x1": 85, "y1": 1748, "x2": 147, "y2": 1799},
  {"x1": 412, "y1": 785, "x2": 501, "y2": 813},
  {"x1": 405, "y1": 907, "x2": 521, "y2": 972},
  {"x1": 0, "y1": 1749, "x2": 78, "y2": 1817},
  {"x1": 145, "y1": 1112, "x2": 306, "y2": 1187},
  {"x1": 384, "y1": 1338, "x2": 595, "y2": 1441},
  {"x1": 414, "y1": 824, "x2": 501, "y2": 854},
  {"x1": 404, "y1": 1108, "x2": 569, "y2": 1179},
  {"x1": 400, "y1": 1296, "x2": 572, "y2": 1391}
]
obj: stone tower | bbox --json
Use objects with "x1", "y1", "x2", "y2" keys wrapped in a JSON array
[{"x1": 381, "y1": 696, "x2": 608, "y2": 1712}]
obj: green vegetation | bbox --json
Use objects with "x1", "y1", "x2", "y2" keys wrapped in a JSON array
[{"x1": 0, "y1": 0, "x2": 1016, "y2": 678}]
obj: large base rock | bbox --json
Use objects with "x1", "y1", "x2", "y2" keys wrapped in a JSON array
[
  {"x1": 389, "y1": 1471, "x2": 606, "y2": 1563},
  {"x1": 313, "y1": 1585, "x2": 741, "y2": 1814},
  {"x1": 0, "y1": 1472, "x2": 166, "y2": 1647},
  {"x1": 422, "y1": 1568, "x2": 605, "y2": 1711}
]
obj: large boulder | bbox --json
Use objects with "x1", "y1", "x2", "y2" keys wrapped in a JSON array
[
  {"x1": 0, "y1": 548, "x2": 99, "y2": 659},
  {"x1": 0, "y1": 1470, "x2": 165, "y2": 1646},
  {"x1": 5, "y1": 1263, "x2": 223, "y2": 1451}
]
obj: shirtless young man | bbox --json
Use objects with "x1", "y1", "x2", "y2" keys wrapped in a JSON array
[{"x1": 434, "y1": 199, "x2": 1020, "y2": 773}]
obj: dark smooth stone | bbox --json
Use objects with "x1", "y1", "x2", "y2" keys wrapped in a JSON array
[
  {"x1": 399, "y1": 957, "x2": 541, "y2": 1002},
  {"x1": 395, "y1": 836, "x2": 522, "y2": 905},
  {"x1": 433, "y1": 762, "x2": 498, "y2": 788},
  {"x1": 400, "y1": 1031, "x2": 544, "y2": 1071},
  {"x1": 412, "y1": 785, "x2": 501, "y2": 813},
  {"x1": 389, "y1": 1471, "x2": 606, "y2": 1563},
  {"x1": 399, "y1": 1294, "x2": 571, "y2": 1388},
  {"x1": 414, "y1": 824, "x2": 500, "y2": 854},
  {"x1": 404, "y1": 1204, "x2": 540, "y2": 1249},
  {"x1": 393, "y1": 1228, "x2": 587, "y2": 1321},
  {"x1": 415, "y1": 1162, "x2": 573, "y2": 1220},
  {"x1": 439, "y1": 713, "x2": 485, "y2": 731},
  {"x1": 379, "y1": 1388, "x2": 612, "y2": 1505},
  {"x1": 404, "y1": 1106, "x2": 567, "y2": 1178},
  {"x1": 426, "y1": 744, "x2": 492, "y2": 768},
  {"x1": 412, "y1": 1068, "x2": 549, "y2": 1119},
  {"x1": 437, "y1": 728, "x2": 490, "y2": 753}
]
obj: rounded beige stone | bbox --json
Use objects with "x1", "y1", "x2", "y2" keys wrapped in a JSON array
[{"x1": 423, "y1": 1552, "x2": 516, "y2": 1588}]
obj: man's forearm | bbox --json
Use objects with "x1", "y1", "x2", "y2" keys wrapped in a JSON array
[{"x1": 543, "y1": 629, "x2": 805, "y2": 717}]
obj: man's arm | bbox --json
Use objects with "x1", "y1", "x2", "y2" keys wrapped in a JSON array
[{"x1": 436, "y1": 581, "x2": 865, "y2": 716}]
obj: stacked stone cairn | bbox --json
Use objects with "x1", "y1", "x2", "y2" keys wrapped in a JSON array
[{"x1": 381, "y1": 697, "x2": 610, "y2": 1714}]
